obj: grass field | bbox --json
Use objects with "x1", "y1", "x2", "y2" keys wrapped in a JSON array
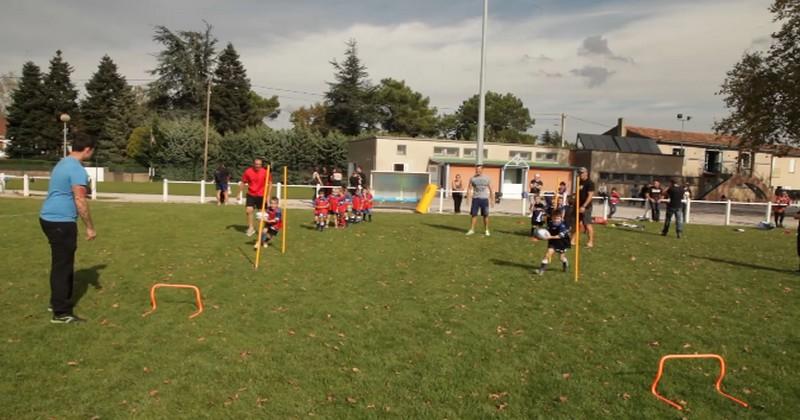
[
  {"x1": 1, "y1": 197, "x2": 798, "y2": 418},
  {"x1": 3, "y1": 179, "x2": 313, "y2": 199}
]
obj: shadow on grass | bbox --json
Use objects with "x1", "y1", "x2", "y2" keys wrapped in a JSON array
[
  {"x1": 496, "y1": 229, "x2": 532, "y2": 238},
  {"x1": 237, "y1": 247, "x2": 255, "y2": 266},
  {"x1": 690, "y1": 255, "x2": 797, "y2": 274},
  {"x1": 691, "y1": 255, "x2": 798, "y2": 274},
  {"x1": 74, "y1": 264, "x2": 106, "y2": 304},
  {"x1": 490, "y1": 258, "x2": 536, "y2": 271},
  {"x1": 226, "y1": 224, "x2": 248, "y2": 233},
  {"x1": 422, "y1": 222, "x2": 465, "y2": 233}
]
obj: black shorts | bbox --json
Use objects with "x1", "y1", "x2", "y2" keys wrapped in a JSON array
[
  {"x1": 216, "y1": 183, "x2": 228, "y2": 191},
  {"x1": 548, "y1": 238, "x2": 571, "y2": 253},
  {"x1": 246, "y1": 194, "x2": 263, "y2": 209},
  {"x1": 580, "y1": 207, "x2": 593, "y2": 225}
]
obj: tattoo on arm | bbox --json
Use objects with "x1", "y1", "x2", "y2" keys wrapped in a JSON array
[{"x1": 72, "y1": 186, "x2": 94, "y2": 229}]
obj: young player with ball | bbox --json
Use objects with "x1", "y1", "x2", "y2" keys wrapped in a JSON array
[{"x1": 535, "y1": 213, "x2": 571, "y2": 275}]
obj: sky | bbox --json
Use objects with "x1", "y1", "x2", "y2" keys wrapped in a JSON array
[{"x1": 0, "y1": 0, "x2": 779, "y2": 142}]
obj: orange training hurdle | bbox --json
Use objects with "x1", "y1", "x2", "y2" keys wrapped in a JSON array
[
  {"x1": 651, "y1": 354, "x2": 749, "y2": 410},
  {"x1": 142, "y1": 283, "x2": 204, "y2": 319}
]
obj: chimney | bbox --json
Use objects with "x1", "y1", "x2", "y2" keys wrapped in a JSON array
[{"x1": 617, "y1": 118, "x2": 626, "y2": 137}]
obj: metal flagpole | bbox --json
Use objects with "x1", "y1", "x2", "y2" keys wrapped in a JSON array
[{"x1": 476, "y1": 0, "x2": 488, "y2": 165}]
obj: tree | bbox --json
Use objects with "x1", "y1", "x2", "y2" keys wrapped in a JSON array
[
  {"x1": 715, "y1": 0, "x2": 800, "y2": 148},
  {"x1": 6, "y1": 62, "x2": 49, "y2": 158},
  {"x1": 153, "y1": 117, "x2": 221, "y2": 180},
  {"x1": 291, "y1": 102, "x2": 329, "y2": 134},
  {"x1": 126, "y1": 125, "x2": 156, "y2": 167},
  {"x1": 538, "y1": 129, "x2": 562, "y2": 147},
  {"x1": 148, "y1": 23, "x2": 217, "y2": 115},
  {"x1": 454, "y1": 91, "x2": 535, "y2": 143},
  {"x1": 248, "y1": 91, "x2": 280, "y2": 126},
  {"x1": 0, "y1": 72, "x2": 19, "y2": 115},
  {"x1": 210, "y1": 43, "x2": 254, "y2": 134},
  {"x1": 41, "y1": 50, "x2": 80, "y2": 158},
  {"x1": 373, "y1": 78, "x2": 438, "y2": 137},
  {"x1": 325, "y1": 39, "x2": 376, "y2": 135},
  {"x1": 82, "y1": 55, "x2": 140, "y2": 163}
]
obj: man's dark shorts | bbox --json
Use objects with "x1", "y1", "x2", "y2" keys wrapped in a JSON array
[
  {"x1": 246, "y1": 194, "x2": 264, "y2": 209},
  {"x1": 216, "y1": 182, "x2": 228, "y2": 192},
  {"x1": 581, "y1": 206, "x2": 593, "y2": 225},
  {"x1": 470, "y1": 198, "x2": 490, "y2": 217}
]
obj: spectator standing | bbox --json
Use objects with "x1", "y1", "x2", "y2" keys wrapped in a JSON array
[
  {"x1": 639, "y1": 183, "x2": 650, "y2": 208},
  {"x1": 648, "y1": 180, "x2": 663, "y2": 222},
  {"x1": 39, "y1": 136, "x2": 97, "y2": 323},
  {"x1": 774, "y1": 190, "x2": 791, "y2": 227},
  {"x1": 213, "y1": 163, "x2": 231, "y2": 206},
  {"x1": 311, "y1": 166, "x2": 323, "y2": 200},
  {"x1": 466, "y1": 165, "x2": 494, "y2": 236},
  {"x1": 348, "y1": 169, "x2": 362, "y2": 195},
  {"x1": 331, "y1": 167, "x2": 343, "y2": 188},
  {"x1": 452, "y1": 174, "x2": 464, "y2": 214},
  {"x1": 529, "y1": 173, "x2": 543, "y2": 205},
  {"x1": 661, "y1": 179, "x2": 685, "y2": 238},
  {"x1": 574, "y1": 167, "x2": 595, "y2": 247}
]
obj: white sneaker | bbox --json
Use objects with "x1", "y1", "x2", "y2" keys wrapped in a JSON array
[
  {"x1": 246, "y1": 227, "x2": 255, "y2": 237},
  {"x1": 485, "y1": 230, "x2": 491, "y2": 236},
  {"x1": 466, "y1": 230, "x2": 475, "y2": 236}
]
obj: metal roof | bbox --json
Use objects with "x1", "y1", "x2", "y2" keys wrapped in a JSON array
[
  {"x1": 577, "y1": 133, "x2": 662, "y2": 154},
  {"x1": 429, "y1": 157, "x2": 573, "y2": 169}
]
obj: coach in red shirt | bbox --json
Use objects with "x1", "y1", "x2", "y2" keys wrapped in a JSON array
[{"x1": 239, "y1": 158, "x2": 270, "y2": 236}]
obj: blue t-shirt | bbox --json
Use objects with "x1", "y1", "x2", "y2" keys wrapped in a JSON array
[{"x1": 40, "y1": 157, "x2": 88, "y2": 222}]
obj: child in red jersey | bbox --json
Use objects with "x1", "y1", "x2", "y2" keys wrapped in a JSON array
[
  {"x1": 337, "y1": 190, "x2": 350, "y2": 227},
  {"x1": 327, "y1": 188, "x2": 341, "y2": 228},
  {"x1": 352, "y1": 190, "x2": 363, "y2": 223},
  {"x1": 313, "y1": 190, "x2": 329, "y2": 231},
  {"x1": 254, "y1": 197, "x2": 282, "y2": 249},
  {"x1": 362, "y1": 188, "x2": 374, "y2": 222}
]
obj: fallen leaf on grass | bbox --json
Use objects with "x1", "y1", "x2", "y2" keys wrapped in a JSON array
[
  {"x1": 489, "y1": 392, "x2": 508, "y2": 401},
  {"x1": 682, "y1": 343, "x2": 691, "y2": 349},
  {"x1": 562, "y1": 373, "x2": 571, "y2": 380},
  {"x1": 148, "y1": 390, "x2": 159, "y2": 398},
  {"x1": 743, "y1": 388, "x2": 752, "y2": 395},
  {"x1": 497, "y1": 402, "x2": 509, "y2": 411},
  {"x1": 621, "y1": 392, "x2": 631, "y2": 400},
  {"x1": 351, "y1": 367, "x2": 360, "y2": 373},
  {"x1": 111, "y1": 303, "x2": 119, "y2": 309},
  {"x1": 256, "y1": 397, "x2": 269, "y2": 407},
  {"x1": 287, "y1": 330, "x2": 296, "y2": 336},
  {"x1": 67, "y1": 361, "x2": 79, "y2": 366},
  {"x1": 346, "y1": 397, "x2": 357, "y2": 404},
  {"x1": 648, "y1": 341, "x2": 660, "y2": 347},
  {"x1": 557, "y1": 395, "x2": 568, "y2": 403},
  {"x1": 143, "y1": 367, "x2": 151, "y2": 373}
]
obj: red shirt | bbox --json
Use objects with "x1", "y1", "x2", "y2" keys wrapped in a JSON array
[
  {"x1": 774, "y1": 195, "x2": 791, "y2": 213},
  {"x1": 364, "y1": 193, "x2": 373, "y2": 209},
  {"x1": 352, "y1": 196, "x2": 363, "y2": 211},
  {"x1": 314, "y1": 197, "x2": 329, "y2": 212},
  {"x1": 328, "y1": 195, "x2": 340, "y2": 212},
  {"x1": 267, "y1": 207, "x2": 282, "y2": 230},
  {"x1": 610, "y1": 191, "x2": 620, "y2": 205},
  {"x1": 241, "y1": 167, "x2": 268, "y2": 197}
]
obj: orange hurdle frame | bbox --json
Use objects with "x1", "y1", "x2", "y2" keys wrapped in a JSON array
[
  {"x1": 142, "y1": 283, "x2": 204, "y2": 319},
  {"x1": 650, "y1": 354, "x2": 749, "y2": 410}
]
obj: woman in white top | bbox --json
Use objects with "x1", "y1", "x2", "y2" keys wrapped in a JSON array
[{"x1": 452, "y1": 174, "x2": 464, "y2": 214}]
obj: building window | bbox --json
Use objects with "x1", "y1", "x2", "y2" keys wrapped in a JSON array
[
  {"x1": 463, "y1": 148, "x2": 488, "y2": 159},
  {"x1": 672, "y1": 148, "x2": 685, "y2": 156},
  {"x1": 790, "y1": 159, "x2": 796, "y2": 174},
  {"x1": 599, "y1": 172, "x2": 610, "y2": 181},
  {"x1": 433, "y1": 147, "x2": 459, "y2": 157},
  {"x1": 393, "y1": 163, "x2": 405, "y2": 172},
  {"x1": 509, "y1": 151, "x2": 532, "y2": 160},
  {"x1": 397, "y1": 145, "x2": 406, "y2": 156},
  {"x1": 704, "y1": 150, "x2": 721, "y2": 173},
  {"x1": 535, "y1": 151, "x2": 558, "y2": 162}
]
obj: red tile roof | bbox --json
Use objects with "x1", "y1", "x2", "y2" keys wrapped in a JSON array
[{"x1": 625, "y1": 126, "x2": 740, "y2": 149}]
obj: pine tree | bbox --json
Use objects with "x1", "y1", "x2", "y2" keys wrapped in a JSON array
[
  {"x1": 82, "y1": 55, "x2": 139, "y2": 163},
  {"x1": 374, "y1": 78, "x2": 438, "y2": 137},
  {"x1": 210, "y1": 43, "x2": 254, "y2": 134},
  {"x1": 325, "y1": 39, "x2": 376, "y2": 135},
  {"x1": 41, "y1": 50, "x2": 79, "y2": 158},
  {"x1": 6, "y1": 62, "x2": 49, "y2": 158}
]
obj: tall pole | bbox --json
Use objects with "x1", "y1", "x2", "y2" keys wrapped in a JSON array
[
  {"x1": 560, "y1": 113, "x2": 567, "y2": 148},
  {"x1": 62, "y1": 121, "x2": 68, "y2": 157},
  {"x1": 476, "y1": 0, "x2": 488, "y2": 165},
  {"x1": 203, "y1": 79, "x2": 212, "y2": 180}
]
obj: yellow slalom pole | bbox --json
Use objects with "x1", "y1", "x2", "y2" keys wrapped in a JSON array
[
  {"x1": 574, "y1": 171, "x2": 581, "y2": 282},
  {"x1": 254, "y1": 165, "x2": 272, "y2": 270},
  {"x1": 281, "y1": 166, "x2": 287, "y2": 255}
]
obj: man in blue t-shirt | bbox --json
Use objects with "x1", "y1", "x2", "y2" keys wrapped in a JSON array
[{"x1": 40, "y1": 137, "x2": 97, "y2": 323}]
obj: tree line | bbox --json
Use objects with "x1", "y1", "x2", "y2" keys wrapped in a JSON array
[{"x1": 4, "y1": 23, "x2": 552, "y2": 180}]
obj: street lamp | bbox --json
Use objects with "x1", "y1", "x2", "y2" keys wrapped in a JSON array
[
  {"x1": 60, "y1": 113, "x2": 71, "y2": 157},
  {"x1": 676, "y1": 113, "x2": 691, "y2": 156}
]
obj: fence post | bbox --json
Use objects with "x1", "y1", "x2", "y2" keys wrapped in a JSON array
[
  {"x1": 276, "y1": 182, "x2": 281, "y2": 200},
  {"x1": 725, "y1": 200, "x2": 732, "y2": 226},
  {"x1": 23, "y1": 174, "x2": 30, "y2": 197},
  {"x1": 200, "y1": 180, "x2": 206, "y2": 204},
  {"x1": 603, "y1": 197, "x2": 609, "y2": 220},
  {"x1": 438, "y1": 188, "x2": 444, "y2": 214},
  {"x1": 162, "y1": 179, "x2": 168, "y2": 203},
  {"x1": 0, "y1": 173, "x2": 5, "y2": 193},
  {"x1": 91, "y1": 177, "x2": 97, "y2": 200},
  {"x1": 765, "y1": 201, "x2": 772, "y2": 224},
  {"x1": 685, "y1": 198, "x2": 692, "y2": 224}
]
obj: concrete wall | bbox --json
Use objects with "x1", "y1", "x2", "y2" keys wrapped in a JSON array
[{"x1": 771, "y1": 156, "x2": 800, "y2": 190}]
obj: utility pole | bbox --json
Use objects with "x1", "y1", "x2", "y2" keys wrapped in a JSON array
[
  {"x1": 476, "y1": 0, "x2": 488, "y2": 165},
  {"x1": 559, "y1": 113, "x2": 566, "y2": 148},
  {"x1": 203, "y1": 79, "x2": 212, "y2": 180}
]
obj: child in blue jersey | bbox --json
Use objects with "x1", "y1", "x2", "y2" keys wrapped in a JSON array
[
  {"x1": 530, "y1": 195, "x2": 547, "y2": 237},
  {"x1": 537, "y1": 214, "x2": 571, "y2": 275}
]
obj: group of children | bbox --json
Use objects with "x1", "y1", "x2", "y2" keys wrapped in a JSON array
[
  {"x1": 528, "y1": 186, "x2": 571, "y2": 276},
  {"x1": 312, "y1": 187, "x2": 373, "y2": 231}
]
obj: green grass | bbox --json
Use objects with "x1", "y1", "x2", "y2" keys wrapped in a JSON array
[
  {"x1": 3, "y1": 179, "x2": 314, "y2": 199},
  {"x1": 1, "y1": 198, "x2": 798, "y2": 418}
]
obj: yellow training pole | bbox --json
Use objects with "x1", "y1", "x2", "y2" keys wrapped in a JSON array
[
  {"x1": 574, "y1": 172, "x2": 581, "y2": 283},
  {"x1": 281, "y1": 166, "x2": 287, "y2": 255},
  {"x1": 254, "y1": 165, "x2": 272, "y2": 269}
]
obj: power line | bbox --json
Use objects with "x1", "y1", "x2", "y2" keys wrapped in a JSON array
[{"x1": 568, "y1": 115, "x2": 611, "y2": 128}]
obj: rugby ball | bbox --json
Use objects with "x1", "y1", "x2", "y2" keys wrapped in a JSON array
[{"x1": 535, "y1": 228, "x2": 550, "y2": 240}]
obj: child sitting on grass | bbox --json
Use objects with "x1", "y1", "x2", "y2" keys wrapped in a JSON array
[
  {"x1": 254, "y1": 197, "x2": 282, "y2": 249},
  {"x1": 536, "y1": 213, "x2": 571, "y2": 275}
]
